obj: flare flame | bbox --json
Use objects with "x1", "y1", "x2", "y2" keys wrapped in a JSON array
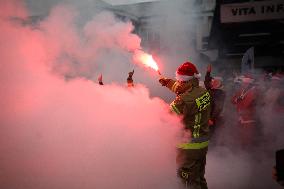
[{"x1": 133, "y1": 50, "x2": 159, "y2": 72}]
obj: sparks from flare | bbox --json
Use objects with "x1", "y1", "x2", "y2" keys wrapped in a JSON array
[{"x1": 133, "y1": 50, "x2": 160, "y2": 73}]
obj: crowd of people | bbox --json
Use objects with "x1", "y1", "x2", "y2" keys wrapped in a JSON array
[
  {"x1": 96, "y1": 61, "x2": 284, "y2": 188},
  {"x1": 158, "y1": 61, "x2": 284, "y2": 188},
  {"x1": 97, "y1": 69, "x2": 135, "y2": 87}
]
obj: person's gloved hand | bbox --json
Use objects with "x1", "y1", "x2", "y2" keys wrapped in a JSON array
[
  {"x1": 128, "y1": 70, "x2": 134, "y2": 77},
  {"x1": 159, "y1": 77, "x2": 170, "y2": 86}
]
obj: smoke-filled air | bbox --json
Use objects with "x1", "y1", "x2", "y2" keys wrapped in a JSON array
[
  {"x1": 1, "y1": 0, "x2": 284, "y2": 189},
  {"x1": 0, "y1": 1, "x2": 183, "y2": 189}
]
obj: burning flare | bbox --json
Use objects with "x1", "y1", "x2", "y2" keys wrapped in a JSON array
[{"x1": 133, "y1": 50, "x2": 159, "y2": 73}]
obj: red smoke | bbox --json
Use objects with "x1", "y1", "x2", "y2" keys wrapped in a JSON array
[{"x1": 0, "y1": 1, "x2": 182, "y2": 189}]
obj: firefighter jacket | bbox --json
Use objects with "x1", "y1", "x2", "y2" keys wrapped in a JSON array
[{"x1": 169, "y1": 78, "x2": 211, "y2": 150}]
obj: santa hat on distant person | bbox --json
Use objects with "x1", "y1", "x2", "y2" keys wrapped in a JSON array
[
  {"x1": 175, "y1": 62, "x2": 201, "y2": 81},
  {"x1": 211, "y1": 76, "x2": 224, "y2": 89},
  {"x1": 234, "y1": 75, "x2": 254, "y2": 84}
]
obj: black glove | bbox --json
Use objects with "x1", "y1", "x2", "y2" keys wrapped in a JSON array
[
  {"x1": 128, "y1": 70, "x2": 134, "y2": 77},
  {"x1": 159, "y1": 78, "x2": 170, "y2": 86}
]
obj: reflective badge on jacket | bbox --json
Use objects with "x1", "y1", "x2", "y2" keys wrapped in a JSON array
[{"x1": 195, "y1": 92, "x2": 210, "y2": 111}]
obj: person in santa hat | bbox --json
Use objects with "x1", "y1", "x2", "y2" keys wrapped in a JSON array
[
  {"x1": 159, "y1": 61, "x2": 202, "y2": 95},
  {"x1": 159, "y1": 61, "x2": 211, "y2": 189},
  {"x1": 231, "y1": 74, "x2": 259, "y2": 148}
]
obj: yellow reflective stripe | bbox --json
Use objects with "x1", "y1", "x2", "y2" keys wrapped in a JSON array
[
  {"x1": 193, "y1": 113, "x2": 201, "y2": 138},
  {"x1": 177, "y1": 141, "x2": 209, "y2": 149},
  {"x1": 171, "y1": 82, "x2": 179, "y2": 93},
  {"x1": 196, "y1": 99, "x2": 201, "y2": 110},
  {"x1": 170, "y1": 104, "x2": 181, "y2": 114},
  {"x1": 193, "y1": 125, "x2": 200, "y2": 138},
  {"x1": 194, "y1": 113, "x2": 201, "y2": 124},
  {"x1": 195, "y1": 114, "x2": 199, "y2": 123}
]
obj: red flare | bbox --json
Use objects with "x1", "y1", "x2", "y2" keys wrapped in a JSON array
[{"x1": 133, "y1": 50, "x2": 159, "y2": 72}]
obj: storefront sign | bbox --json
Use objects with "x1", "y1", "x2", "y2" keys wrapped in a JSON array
[{"x1": 221, "y1": 0, "x2": 284, "y2": 23}]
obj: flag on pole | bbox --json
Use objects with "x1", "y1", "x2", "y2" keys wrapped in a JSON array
[{"x1": 241, "y1": 47, "x2": 254, "y2": 74}]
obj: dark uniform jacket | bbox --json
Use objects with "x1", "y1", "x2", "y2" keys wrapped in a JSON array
[{"x1": 204, "y1": 71, "x2": 226, "y2": 124}]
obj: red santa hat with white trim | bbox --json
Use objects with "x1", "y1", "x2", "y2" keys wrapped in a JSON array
[{"x1": 175, "y1": 62, "x2": 201, "y2": 81}]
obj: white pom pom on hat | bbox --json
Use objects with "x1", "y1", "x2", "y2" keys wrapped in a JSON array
[{"x1": 175, "y1": 61, "x2": 201, "y2": 81}]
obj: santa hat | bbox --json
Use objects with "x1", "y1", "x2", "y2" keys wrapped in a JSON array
[
  {"x1": 211, "y1": 76, "x2": 224, "y2": 89},
  {"x1": 241, "y1": 75, "x2": 255, "y2": 84},
  {"x1": 234, "y1": 75, "x2": 254, "y2": 84},
  {"x1": 175, "y1": 62, "x2": 201, "y2": 81}
]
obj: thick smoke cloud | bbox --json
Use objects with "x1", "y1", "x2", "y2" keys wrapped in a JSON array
[
  {"x1": 142, "y1": 1, "x2": 201, "y2": 70},
  {"x1": 1, "y1": 0, "x2": 283, "y2": 189},
  {"x1": 39, "y1": 4, "x2": 142, "y2": 82},
  {"x1": 0, "y1": 1, "x2": 183, "y2": 189}
]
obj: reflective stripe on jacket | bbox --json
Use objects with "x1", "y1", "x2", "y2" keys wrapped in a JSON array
[
  {"x1": 177, "y1": 141, "x2": 209, "y2": 150},
  {"x1": 177, "y1": 136, "x2": 210, "y2": 150}
]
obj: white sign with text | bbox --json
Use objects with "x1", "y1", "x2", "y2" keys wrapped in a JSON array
[{"x1": 221, "y1": 0, "x2": 284, "y2": 23}]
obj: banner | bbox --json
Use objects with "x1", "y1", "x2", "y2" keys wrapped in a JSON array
[
  {"x1": 241, "y1": 47, "x2": 254, "y2": 74},
  {"x1": 221, "y1": 0, "x2": 284, "y2": 23}
]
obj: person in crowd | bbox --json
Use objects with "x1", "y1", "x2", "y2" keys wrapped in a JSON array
[
  {"x1": 159, "y1": 61, "x2": 211, "y2": 189},
  {"x1": 127, "y1": 70, "x2": 135, "y2": 87},
  {"x1": 204, "y1": 64, "x2": 226, "y2": 139},
  {"x1": 231, "y1": 74, "x2": 259, "y2": 147},
  {"x1": 98, "y1": 73, "x2": 103, "y2": 85},
  {"x1": 273, "y1": 149, "x2": 284, "y2": 187}
]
